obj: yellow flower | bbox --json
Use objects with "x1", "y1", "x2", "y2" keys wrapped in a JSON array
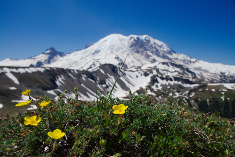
[
  {"x1": 39, "y1": 100, "x2": 51, "y2": 107},
  {"x1": 48, "y1": 129, "x2": 65, "y2": 140},
  {"x1": 112, "y1": 104, "x2": 128, "y2": 114},
  {"x1": 22, "y1": 89, "x2": 31, "y2": 96},
  {"x1": 15, "y1": 99, "x2": 32, "y2": 107},
  {"x1": 24, "y1": 115, "x2": 41, "y2": 126}
]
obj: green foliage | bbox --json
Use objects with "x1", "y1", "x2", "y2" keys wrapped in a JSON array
[
  {"x1": 0, "y1": 90, "x2": 234, "y2": 157},
  {"x1": 191, "y1": 85, "x2": 235, "y2": 118}
]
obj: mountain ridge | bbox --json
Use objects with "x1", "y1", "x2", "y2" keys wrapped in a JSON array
[
  {"x1": 0, "y1": 47, "x2": 66, "y2": 67},
  {"x1": 0, "y1": 34, "x2": 235, "y2": 82}
]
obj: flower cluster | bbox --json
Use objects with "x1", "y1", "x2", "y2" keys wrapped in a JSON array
[
  {"x1": 16, "y1": 89, "x2": 65, "y2": 141},
  {"x1": 24, "y1": 115, "x2": 41, "y2": 126},
  {"x1": 22, "y1": 89, "x2": 31, "y2": 96}
]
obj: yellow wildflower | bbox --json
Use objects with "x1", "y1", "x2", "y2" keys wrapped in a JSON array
[
  {"x1": 48, "y1": 129, "x2": 65, "y2": 140},
  {"x1": 15, "y1": 99, "x2": 32, "y2": 107},
  {"x1": 22, "y1": 89, "x2": 31, "y2": 96},
  {"x1": 39, "y1": 100, "x2": 51, "y2": 107},
  {"x1": 112, "y1": 104, "x2": 128, "y2": 114},
  {"x1": 24, "y1": 115, "x2": 41, "y2": 126}
]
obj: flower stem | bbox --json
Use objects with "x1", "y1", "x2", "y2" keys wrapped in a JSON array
[{"x1": 52, "y1": 140, "x2": 57, "y2": 152}]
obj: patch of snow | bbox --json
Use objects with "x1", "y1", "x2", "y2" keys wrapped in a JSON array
[
  {"x1": 211, "y1": 89, "x2": 215, "y2": 92},
  {"x1": 78, "y1": 91, "x2": 96, "y2": 101},
  {"x1": 55, "y1": 75, "x2": 65, "y2": 86},
  {"x1": 146, "y1": 90, "x2": 155, "y2": 96},
  {"x1": 12, "y1": 95, "x2": 31, "y2": 102},
  {"x1": 27, "y1": 105, "x2": 37, "y2": 110},
  {"x1": 0, "y1": 103, "x2": 3, "y2": 109},
  {"x1": 68, "y1": 72, "x2": 76, "y2": 79},
  {"x1": 183, "y1": 84, "x2": 199, "y2": 88},
  {"x1": 190, "y1": 92, "x2": 195, "y2": 97},
  {"x1": 47, "y1": 90, "x2": 57, "y2": 96},
  {"x1": 120, "y1": 70, "x2": 151, "y2": 93},
  {"x1": 173, "y1": 92, "x2": 180, "y2": 98},
  {"x1": 88, "y1": 78, "x2": 95, "y2": 83},
  {"x1": 82, "y1": 75, "x2": 86, "y2": 81},
  {"x1": 223, "y1": 84, "x2": 235, "y2": 90},
  {"x1": 81, "y1": 84, "x2": 96, "y2": 97},
  {"x1": 0, "y1": 67, "x2": 45, "y2": 74},
  {"x1": 208, "y1": 83, "x2": 235, "y2": 90},
  {"x1": 9, "y1": 87, "x2": 17, "y2": 90},
  {"x1": 221, "y1": 96, "x2": 224, "y2": 101},
  {"x1": 5, "y1": 72, "x2": 19, "y2": 84},
  {"x1": 100, "y1": 69, "x2": 105, "y2": 74}
]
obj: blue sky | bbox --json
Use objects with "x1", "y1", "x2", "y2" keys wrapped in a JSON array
[{"x1": 0, "y1": 0, "x2": 235, "y2": 65}]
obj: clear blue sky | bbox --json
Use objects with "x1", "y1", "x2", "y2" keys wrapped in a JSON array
[{"x1": 0, "y1": 0, "x2": 235, "y2": 65}]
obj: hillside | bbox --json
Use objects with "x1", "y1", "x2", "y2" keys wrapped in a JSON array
[{"x1": 0, "y1": 89, "x2": 234, "y2": 156}]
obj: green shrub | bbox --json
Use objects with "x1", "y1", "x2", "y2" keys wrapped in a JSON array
[{"x1": 0, "y1": 89, "x2": 234, "y2": 157}]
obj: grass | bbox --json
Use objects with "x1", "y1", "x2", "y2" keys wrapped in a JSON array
[{"x1": 0, "y1": 88, "x2": 234, "y2": 157}]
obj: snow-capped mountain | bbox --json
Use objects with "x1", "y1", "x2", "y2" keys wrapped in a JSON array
[
  {"x1": 0, "y1": 34, "x2": 235, "y2": 83},
  {"x1": 0, "y1": 47, "x2": 65, "y2": 67},
  {"x1": 0, "y1": 34, "x2": 235, "y2": 117},
  {"x1": 47, "y1": 34, "x2": 235, "y2": 82},
  {"x1": 47, "y1": 34, "x2": 177, "y2": 70}
]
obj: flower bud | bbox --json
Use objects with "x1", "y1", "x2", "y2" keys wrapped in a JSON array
[
  {"x1": 70, "y1": 126, "x2": 75, "y2": 132},
  {"x1": 89, "y1": 128, "x2": 93, "y2": 133},
  {"x1": 99, "y1": 139, "x2": 106, "y2": 146}
]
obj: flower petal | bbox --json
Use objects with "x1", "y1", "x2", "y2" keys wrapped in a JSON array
[
  {"x1": 53, "y1": 132, "x2": 65, "y2": 140},
  {"x1": 36, "y1": 117, "x2": 41, "y2": 123},
  {"x1": 124, "y1": 106, "x2": 128, "y2": 110},
  {"x1": 24, "y1": 121, "x2": 30, "y2": 125},
  {"x1": 118, "y1": 104, "x2": 125, "y2": 108},
  {"x1": 113, "y1": 110, "x2": 125, "y2": 114},
  {"x1": 31, "y1": 122, "x2": 39, "y2": 126},
  {"x1": 112, "y1": 105, "x2": 119, "y2": 110},
  {"x1": 54, "y1": 129, "x2": 61, "y2": 135},
  {"x1": 24, "y1": 116, "x2": 31, "y2": 121},
  {"x1": 48, "y1": 132, "x2": 53, "y2": 137}
]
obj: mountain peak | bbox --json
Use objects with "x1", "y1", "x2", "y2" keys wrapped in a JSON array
[
  {"x1": 46, "y1": 34, "x2": 176, "y2": 70},
  {"x1": 41, "y1": 47, "x2": 65, "y2": 58},
  {"x1": 44, "y1": 47, "x2": 56, "y2": 54}
]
